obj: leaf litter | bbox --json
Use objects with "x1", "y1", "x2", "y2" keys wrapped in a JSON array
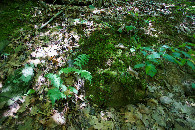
[{"x1": 0, "y1": 0, "x2": 194, "y2": 129}]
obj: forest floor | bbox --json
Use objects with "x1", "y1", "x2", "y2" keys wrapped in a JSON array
[{"x1": 0, "y1": 0, "x2": 195, "y2": 129}]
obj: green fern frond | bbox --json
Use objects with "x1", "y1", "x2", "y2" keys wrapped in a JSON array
[
  {"x1": 47, "y1": 88, "x2": 66, "y2": 105},
  {"x1": 73, "y1": 54, "x2": 89, "y2": 69},
  {"x1": 45, "y1": 73, "x2": 63, "y2": 89},
  {"x1": 59, "y1": 67, "x2": 92, "y2": 83},
  {"x1": 45, "y1": 73, "x2": 67, "y2": 92},
  {"x1": 44, "y1": 54, "x2": 92, "y2": 105},
  {"x1": 59, "y1": 67, "x2": 78, "y2": 75},
  {"x1": 75, "y1": 70, "x2": 92, "y2": 83}
]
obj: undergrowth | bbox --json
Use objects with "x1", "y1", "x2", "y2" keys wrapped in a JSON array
[
  {"x1": 45, "y1": 54, "x2": 92, "y2": 105},
  {"x1": 134, "y1": 42, "x2": 195, "y2": 77}
]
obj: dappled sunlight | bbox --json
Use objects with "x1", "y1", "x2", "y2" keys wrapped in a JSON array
[{"x1": 0, "y1": 0, "x2": 194, "y2": 129}]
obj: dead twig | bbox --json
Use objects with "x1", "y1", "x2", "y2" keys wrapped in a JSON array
[{"x1": 39, "y1": 10, "x2": 64, "y2": 30}]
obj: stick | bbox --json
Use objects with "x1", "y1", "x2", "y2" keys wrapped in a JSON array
[{"x1": 39, "y1": 10, "x2": 64, "y2": 30}]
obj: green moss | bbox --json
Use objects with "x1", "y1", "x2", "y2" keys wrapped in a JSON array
[
  {"x1": 78, "y1": 29, "x2": 147, "y2": 108},
  {"x1": 0, "y1": 0, "x2": 38, "y2": 41}
]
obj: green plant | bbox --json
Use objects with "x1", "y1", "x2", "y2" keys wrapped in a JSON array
[
  {"x1": 45, "y1": 54, "x2": 92, "y2": 105},
  {"x1": 117, "y1": 11, "x2": 143, "y2": 48},
  {"x1": 134, "y1": 61, "x2": 158, "y2": 77},
  {"x1": 0, "y1": 0, "x2": 37, "y2": 41},
  {"x1": 73, "y1": 54, "x2": 89, "y2": 69},
  {"x1": 134, "y1": 43, "x2": 195, "y2": 77},
  {"x1": 0, "y1": 64, "x2": 34, "y2": 106}
]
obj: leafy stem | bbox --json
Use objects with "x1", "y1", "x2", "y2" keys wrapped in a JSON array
[{"x1": 45, "y1": 54, "x2": 92, "y2": 105}]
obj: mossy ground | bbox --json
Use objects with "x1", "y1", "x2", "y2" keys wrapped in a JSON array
[
  {"x1": 0, "y1": 0, "x2": 37, "y2": 54},
  {"x1": 77, "y1": 28, "x2": 148, "y2": 108},
  {"x1": 1, "y1": 0, "x2": 194, "y2": 109},
  {"x1": 0, "y1": 0, "x2": 194, "y2": 129},
  {"x1": 74, "y1": 1, "x2": 194, "y2": 108}
]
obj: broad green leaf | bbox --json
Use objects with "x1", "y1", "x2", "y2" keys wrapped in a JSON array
[
  {"x1": 174, "y1": 60, "x2": 183, "y2": 66},
  {"x1": 144, "y1": 20, "x2": 149, "y2": 24},
  {"x1": 141, "y1": 51, "x2": 147, "y2": 56},
  {"x1": 134, "y1": 64, "x2": 145, "y2": 68},
  {"x1": 141, "y1": 46, "x2": 154, "y2": 52},
  {"x1": 163, "y1": 54, "x2": 184, "y2": 65},
  {"x1": 185, "y1": 46, "x2": 191, "y2": 49},
  {"x1": 163, "y1": 54, "x2": 177, "y2": 63},
  {"x1": 48, "y1": 88, "x2": 61, "y2": 105},
  {"x1": 192, "y1": 83, "x2": 195, "y2": 89},
  {"x1": 136, "y1": 44, "x2": 141, "y2": 49},
  {"x1": 118, "y1": 28, "x2": 123, "y2": 33},
  {"x1": 147, "y1": 52, "x2": 161, "y2": 59},
  {"x1": 181, "y1": 51, "x2": 191, "y2": 58},
  {"x1": 180, "y1": 59, "x2": 186, "y2": 66},
  {"x1": 159, "y1": 45, "x2": 169, "y2": 53},
  {"x1": 149, "y1": 59, "x2": 159, "y2": 63},
  {"x1": 131, "y1": 36, "x2": 137, "y2": 44},
  {"x1": 159, "y1": 52, "x2": 165, "y2": 55},
  {"x1": 125, "y1": 25, "x2": 135, "y2": 31},
  {"x1": 187, "y1": 60, "x2": 195, "y2": 70},
  {"x1": 89, "y1": 5, "x2": 95, "y2": 9},
  {"x1": 13, "y1": 79, "x2": 20, "y2": 83},
  {"x1": 145, "y1": 64, "x2": 157, "y2": 77},
  {"x1": 179, "y1": 43, "x2": 186, "y2": 48},
  {"x1": 145, "y1": 61, "x2": 152, "y2": 65},
  {"x1": 26, "y1": 89, "x2": 35, "y2": 95},
  {"x1": 161, "y1": 45, "x2": 170, "y2": 48},
  {"x1": 20, "y1": 75, "x2": 32, "y2": 83},
  {"x1": 1, "y1": 53, "x2": 10, "y2": 56},
  {"x1": 172, "y1": 52, "x2": 181, "y2": 58},
  {"x1": 186, "y1": 42, "x2": 195, "y2": 46},
  {"x1": 173, "y1": 48, "x2": 180, "y2": 52},
  {"x1": 159, "y1": 47, "x2": 166, "y2": 52}
]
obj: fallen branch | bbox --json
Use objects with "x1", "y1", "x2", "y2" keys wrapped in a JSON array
[{"x1": 39, "y1": 10, "x2": 64, "y2": 30}]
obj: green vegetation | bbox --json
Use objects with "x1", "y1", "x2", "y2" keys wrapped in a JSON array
[
  {"x1": 0, "y1": 64, "x2": 34, "y2": 107},
  {"x1": 0, "y1": 0, "x2": 194, "y2": 109},
  {"x1": 77, "y1": 28, "x2": 147, "y2": 108},
  {"x1": 45, "y1": 54, "x2": 92, "y2": 105},
  {"x1": 0, "y1": 0, "x2": 37, "y2": 41},
  {"x1": 134, "y1": 43, "x2": 195, "y2": 77},
  {"x1": 0, "y1": 0, "x2": 38, "y2": 58},
  {"x1": 0, "y1": 0, "x2": 194, "y2": 128},
  {"x1": 73, "y1": 2, "x2": 194, "y2": 108}
]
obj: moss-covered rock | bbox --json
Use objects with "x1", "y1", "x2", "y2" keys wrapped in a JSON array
[{"x1": 77, "y1": 29, "x2": 147, "y2": 108}]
